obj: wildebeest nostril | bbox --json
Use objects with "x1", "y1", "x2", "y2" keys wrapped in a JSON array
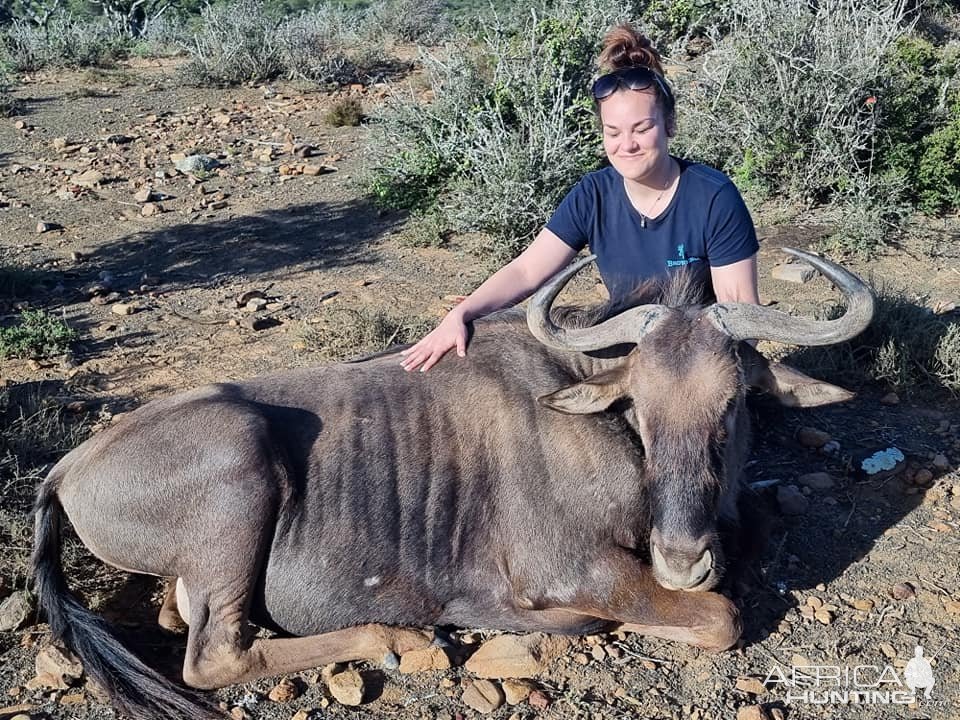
[{"x1": 652, "y1": 543, "x2": 714, "y2": 590}]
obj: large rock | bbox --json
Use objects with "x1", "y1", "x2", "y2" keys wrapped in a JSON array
[
  {"x1": 737, "y1": 706, "x2": 772, "y2": 720},
  {"x1": 797, "y1": 472, "x2": 834, "y2": 490},
  {"x1": 771, "y1": 262, "x2": 815, "y2": 284},
  {"x1": 327, "y1": 669, "x2": 364, "y2": 706},
  {"x1": 267, "y1": 677, "x2": 300, "y2": 702},
  {"x1": 462, "y1": 680, "x2": 504, "y2": 714},
  {"x1": 175, "y1": 154, "x2": 221, "y2": 173},
  {"x1": 398, "y1": 646, "x2": 451, "y2": 674},
  {"x1": 0, "y1": 590, "x2": 35, "y2": 631},
  {"x1": 797, "y1": 427, "x2": 831, "y2": 449},
  {"x1": 27, "y1": 643, "x2": 84, "y2": 690},
  {"x1": 72, "y1": 169, "x2": 106, "y2": 188},
  {"x1": 465, "y1": 633, "x2": 570, "y2": 679},
  {"x1": 502, "y1": 678, "x2": 535, "y2": 705},
  {"x1": 776, "y1": 485, "x2": 809, "y2": 516}
]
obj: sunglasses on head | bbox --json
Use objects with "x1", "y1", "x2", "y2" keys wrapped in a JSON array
[{"x1": 591, "y1": 66, "x2": 674, "y2": 106}]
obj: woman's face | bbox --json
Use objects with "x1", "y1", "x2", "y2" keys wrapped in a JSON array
[{"x1": 599, "y1": 89, "x2": 671, "y2": 184}]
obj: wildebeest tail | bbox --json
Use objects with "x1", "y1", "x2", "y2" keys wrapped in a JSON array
[{"x1": 31, "y1": 475, "x2": 221, "y2": 720}]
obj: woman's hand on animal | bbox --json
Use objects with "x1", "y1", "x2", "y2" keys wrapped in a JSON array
[
  {"x1": 400, "y1": 230, "x2": 576, "y2": 373},
  {"x1": 399, "y1": 309, "x2": 469, "y2": 372}
]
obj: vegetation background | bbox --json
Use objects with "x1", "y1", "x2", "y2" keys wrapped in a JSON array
[{"x1": 1, "y1": 2, "x2": 959, "y2": 717}]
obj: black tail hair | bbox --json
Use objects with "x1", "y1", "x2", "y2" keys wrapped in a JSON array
[{"x1": 31, "y1": 476, "x2": 221, "y2": 720}]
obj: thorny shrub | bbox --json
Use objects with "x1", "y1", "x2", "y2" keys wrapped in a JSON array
[
  {"x1": 0, "y1": 14, "x2": 125, "y2": 71},
  {"x1": 674, "y1": 0, "x2": 917, "y2": 206},
  {"x1": 819, "y1": 174, "x2": 911, "y2": 258},
  {"x1": 130, "y1": 10, "x2": 190, "y2": 58},
  {"x1": 276, "y1": 5, "x2": 386, "y2": 85},
  {"x1": 365, "y1": 0, "x2": 452, "y2": 45},
  {"x1": 180, "y1": 0, "x2": 391, "y2": 86},
  {"x1": 368, "y1": 0, "x2": 629, "y2": 262},
  {"x1": 639, "y1": 0, "x2": 723, "y2": 45},
  {"x1": 179, "y1": 0, "x2": 284, "y2": 85}
]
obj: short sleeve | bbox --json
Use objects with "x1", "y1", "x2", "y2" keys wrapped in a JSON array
[
  {"x1": 705, "y1": 182, "x2": 759, "y2": 267},
  {"x1": 545, "y1": 179, "x2": 591, "y2": 252}
]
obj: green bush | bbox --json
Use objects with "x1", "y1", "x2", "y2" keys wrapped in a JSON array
[
  {"x1": 0, "y1": 309, "x2": 78, "y2": 360},
  {"x1": 788, "y1": 285, "x2": 960, "y2": 395},
  {"x1": 368, "y1": 0, "x2": 627, "y2": 261},
  {"x1": 915, "y1": 111, "x2": 960, "y2": 213},
  {"x1": 876, "y1": 36, "x2": 960, "y2": 214},
  {"x1": 819, "y1": 174, "x2": 910, "y2": 258},
  {"x1": 639, "y1": 0, "x2": 723, "y2": 45}
]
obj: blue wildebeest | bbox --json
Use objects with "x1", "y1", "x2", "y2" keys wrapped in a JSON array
[{"x1": 31, "y1": 248, "x2": 872, "y2": 719}]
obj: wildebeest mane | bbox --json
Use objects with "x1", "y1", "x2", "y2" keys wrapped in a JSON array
[{"x1": 550, "y1": 266, "x2": 710, "y2": 331}]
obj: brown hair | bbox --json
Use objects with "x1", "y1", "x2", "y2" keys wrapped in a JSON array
[
  {"x1": 598, "y1": 23, "x2": 665, "y2": 74},
  {"x1": 596, "y1": 23, "x2": 675, "y2": 134}
]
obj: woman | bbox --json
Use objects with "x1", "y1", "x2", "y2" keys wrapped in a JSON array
[{"x1": 400, "y1": 24, "x2": 759, "y2": 373}]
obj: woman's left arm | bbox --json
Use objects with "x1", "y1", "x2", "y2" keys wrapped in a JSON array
[{"x1": 710, "y1": 254, "x2": 760, "y2": 304}]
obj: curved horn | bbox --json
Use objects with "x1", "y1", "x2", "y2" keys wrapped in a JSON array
[
  {"x1": 705, "y1": 248, "x2": 874, "y2": 345},
  {"x1": 527, "y1": 254, "x2": 667, "y2": 352}
]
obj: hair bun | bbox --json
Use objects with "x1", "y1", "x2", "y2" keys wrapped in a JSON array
[{"x1": 598, "y1": 24, "x2": 665, "y2": 75}]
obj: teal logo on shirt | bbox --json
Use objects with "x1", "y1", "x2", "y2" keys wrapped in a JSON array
[{"x1": 666, "y1": 244, "x2": 702, "y2": 268}]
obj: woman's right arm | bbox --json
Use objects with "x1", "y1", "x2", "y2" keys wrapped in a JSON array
[{"x1": 399, "y1": 229, "x2": 577, "y2": 372}]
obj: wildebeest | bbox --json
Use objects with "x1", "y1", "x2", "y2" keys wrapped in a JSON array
[{"x1": 31, "y1": 248, "x2": 872, "y2": 719}]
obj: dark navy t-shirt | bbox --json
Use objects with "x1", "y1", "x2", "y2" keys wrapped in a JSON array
[{"x1": 546, "y1": 158, "x2": 758, "y2": 301}]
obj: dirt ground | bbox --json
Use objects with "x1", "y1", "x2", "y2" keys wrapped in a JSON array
[{"x1": 1, "y1": 60, "x2": 959, "y2": 720}]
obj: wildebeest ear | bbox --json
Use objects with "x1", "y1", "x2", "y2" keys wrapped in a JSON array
[
  {"x1": 743, "y1": 347, "x2": 854, "y2": 407},
  {"x1": 538, "y1": 368, "x2": 628, "y2": 414}
]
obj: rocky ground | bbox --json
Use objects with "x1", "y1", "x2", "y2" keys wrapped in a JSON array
[{"x1": 1, "y1": 60, "x2": 959, "y2": 720}]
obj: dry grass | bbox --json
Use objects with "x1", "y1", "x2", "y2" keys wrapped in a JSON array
[
  {"x1": 0, "y1": 384, "x2": 90, "y2": 590},
  {"x1": 298, "y1": 306, "x2": 434, "y2": 361},
  {"x1": 786, "y1": 283, "x2": 960, "y2": 395},
  {"x1": 325, "y1": 97, "x2": 364, "y2": 127}
]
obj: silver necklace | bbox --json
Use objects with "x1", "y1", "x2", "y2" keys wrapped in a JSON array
[
  {"x1": 628, "y1": 161, "x2": 676, "y2": 229},
  {"x1": 638, "y1": 187, "x2": 667, "y2": 229}
]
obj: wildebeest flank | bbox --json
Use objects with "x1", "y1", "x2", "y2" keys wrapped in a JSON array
[{"x1": 31, "y1": 248, "x2": 873, "y2": 719}]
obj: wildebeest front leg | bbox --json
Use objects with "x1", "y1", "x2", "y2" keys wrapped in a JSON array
[
  {"x1": 563, "y1": 552, "x2": 740, "y2": 652},
  {"x1": 180, "y1": 576, "x2": 433, "y2": 689},
  {"x1": 179, "y1": 573, "x2": 432, "y2": 689}
]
